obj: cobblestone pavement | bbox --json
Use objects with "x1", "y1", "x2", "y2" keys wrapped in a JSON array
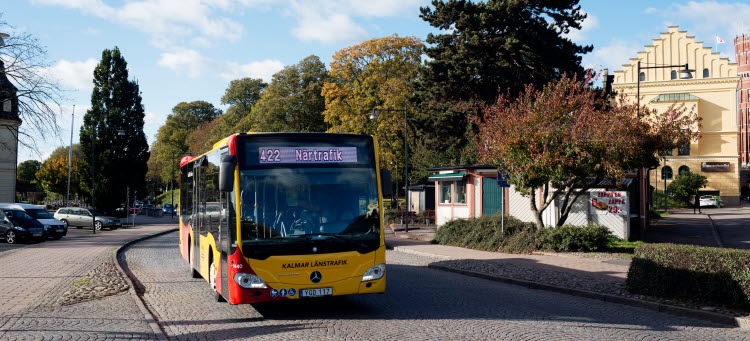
[
  {"x1": 124, "y1": 232, "x2": 750, "y2": 341},
  {"x1": 0, "y1": 218, "x2": 176, "y2": 340}
]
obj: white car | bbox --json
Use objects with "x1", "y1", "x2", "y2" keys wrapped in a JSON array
[
  {"x1": 699, "y1": 195, "x2": 719, "y2": 208},
  {"x1": 0, "y1": 203, "x2": 68, "y2": 240}
]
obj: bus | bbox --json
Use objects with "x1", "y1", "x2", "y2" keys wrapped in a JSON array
[{"x1": 179, "y1": 132, "x2": 390, "y2": 303}]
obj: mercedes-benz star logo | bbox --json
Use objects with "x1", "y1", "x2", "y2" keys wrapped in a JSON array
[{"x1": 310, "y1": 271, "x2": 322, "y2": 283}]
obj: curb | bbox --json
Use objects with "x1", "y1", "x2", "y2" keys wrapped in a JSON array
[
  {"x1": 705, "y1": 214, "x2": 725, "y2": 248},
  {"x1": 427, "y1": 263, "x2": 750, "y2": 329},
  {"x1": 393, "y1": 246, "x2": 453, "y2": 260},
  {"x1": 112, "y1": 228, "x2": 178, "y2": 341}
]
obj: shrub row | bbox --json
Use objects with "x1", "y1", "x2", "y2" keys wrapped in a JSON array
[
  {"x1": 626, "y1": 243, "x2": 750, "y2": 308},
  {"x1": 434, "y1": 215, "x2": 612, "y2": 253}
]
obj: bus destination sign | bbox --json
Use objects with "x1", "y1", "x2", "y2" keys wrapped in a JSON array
[{"x1": 259, "y1": 147, "x2": 358, "y2": 164}]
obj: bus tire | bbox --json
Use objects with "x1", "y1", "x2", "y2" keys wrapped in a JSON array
[
  {"x1": 189, "y1": 240, "x2": 200, "y2": 279},
  {"x1": 210, "y1": 257, "x2": 225, "y2": 302}
]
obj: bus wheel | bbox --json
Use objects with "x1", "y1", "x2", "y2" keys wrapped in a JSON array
[
  {"x1": 189, "y1": 241, "x2": 200, "y2": 279},
  {"x1": 210, "y1": 258, "x2": 225, "y2": 302}
]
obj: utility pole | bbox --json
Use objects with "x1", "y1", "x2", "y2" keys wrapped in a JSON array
[{"x1": 66, "y1": 105, "x2": 74, "y2": 207}]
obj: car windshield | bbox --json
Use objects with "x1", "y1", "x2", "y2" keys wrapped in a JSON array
[
  {"x1": 3, "y1": 209, "x2": 34, "y2": 221},
  {"x1": 163, "y1": 204, "x2": 173, "y2": 208},
  {"x1": 238, "y1": 167, "x2": 380, "y2": 257},
  {"x1": 25, "y1": 208, "x2": 55, "y2": 219}
]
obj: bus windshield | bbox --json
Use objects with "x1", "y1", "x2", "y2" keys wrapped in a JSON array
[{"x1": 238, "y1": 167, "x2": 379, "y2": 258}]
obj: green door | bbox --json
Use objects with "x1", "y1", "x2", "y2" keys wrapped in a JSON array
[{"x1": 482, "y1": 177, "x2": 504, "y2": 216}]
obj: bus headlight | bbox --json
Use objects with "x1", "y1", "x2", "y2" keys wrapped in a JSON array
[
  {"x1": 233, "y1": 273, "x2": 267, "y2": 289},
  {"x1": 361, "y1": 264, "x2": 385, "y2": 282}
]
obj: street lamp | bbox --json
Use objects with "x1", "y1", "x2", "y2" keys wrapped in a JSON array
[
  {"x1": 369, "y1": 106, "x2": 410, "y2": 233},
  {"x1": 636, "y1": 61, "x2": 694, "y2": 114}
]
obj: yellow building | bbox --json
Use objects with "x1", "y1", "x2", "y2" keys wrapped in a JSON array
[{"x1": 612, "y1": 26, "x2": 741, "y2": 206}]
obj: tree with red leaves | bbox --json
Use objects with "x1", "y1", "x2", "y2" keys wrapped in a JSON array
[{"x1": 474, "y1": 73, "x2": 698, "y2": 228}]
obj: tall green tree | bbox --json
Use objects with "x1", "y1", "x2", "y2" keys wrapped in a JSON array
[
  {"x1": 148, "y1": 101, "x2": 221, "y2": 183},
  {"x1": 413, "y1": 0, "x2": 592, "y2": 168},
  {"x1": 17, "y1": 160, "x2": 41, "y2": 184},
  {"x1": 219, "y1": 77, "x2": 267, "y2": 135},
  {"x1": 80, "y1": 47, "x2": 149, "y2": 213},
  {"x1": 246, "y1": 55, "x2": 328, "y2": 133}
]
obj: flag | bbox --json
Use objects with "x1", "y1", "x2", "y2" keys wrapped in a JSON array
[{"x1": 716, "y1": 35, "x2": 725, "y2": 44}]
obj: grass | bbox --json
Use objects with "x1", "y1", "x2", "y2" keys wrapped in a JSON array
[
  {"x1": 155, "y1": 189, "x2": 179, "y2": 205},
  {"x1": 605, "y1": 237, "x2": 645, "y2": 254}
]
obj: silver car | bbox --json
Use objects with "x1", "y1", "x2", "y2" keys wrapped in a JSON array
[{"x1": 53, "y1": 207, "x2": 121, "y2": 231}]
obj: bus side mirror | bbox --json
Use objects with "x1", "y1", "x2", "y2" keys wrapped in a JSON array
[
  {"x1": 380, "y1": 169, "x2": 393, "y2": 197},
  {"x1": 219, "y1": 155, "x2": 236, "y2": 192}
]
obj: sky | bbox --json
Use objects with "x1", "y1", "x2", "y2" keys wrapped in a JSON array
[{"x1": 4, "y1": 0, "x2": 750, "y2": 163}]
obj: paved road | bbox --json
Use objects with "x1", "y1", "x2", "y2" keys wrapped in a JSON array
[
  {"x1": 709, "y1": 208, "x2": 750, "y2": 249},
  {"x1": 123, "y1": 232, "x2": 750, "y2": 341}
]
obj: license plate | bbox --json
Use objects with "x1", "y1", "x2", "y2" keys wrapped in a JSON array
[
  {"x1": 56, "y1": 229, "x2": 64, "y2": 232},
  {"x1": 32, "y1": 233, "x2": 42, "y2": 237},
  {"x1": 300, "y1": 288, "x2": 332, "y2": 298}
]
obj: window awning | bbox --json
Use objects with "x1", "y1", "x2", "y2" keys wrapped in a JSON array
[{"x1": 428, "y1": 173, "x2": 466, "y2": 181}]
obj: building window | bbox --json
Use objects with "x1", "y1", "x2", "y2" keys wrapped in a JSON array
[
  {"x1": 662, "y1": 149, "x2": 673, "y2": 156},
  {"x1": 678, "y1": 141, "x2": 690, "y2": 155},
  {"x1": 2, "y1": 100, "x2": 9, "y2": 113},
  {"x1": 662, "y1": 166, "x2": 673, "y2": 180},
  {"x1": 678, "y1": 166, "x2": 690, "y2": 175},
  {"x1": 670, "y1": 70, "x2": 677, "y2": 80},
  {"x1": 455, "y1": 181, "x2": 466, "y2": 204},
  {"x1": 639, "y1": 72, "x2": 645, "y2": 81},
  {"x1": 703, "y1": 68, "x2": 710, "y2": 78},
  {"x1": 440, "y1": 182, "x2": 452, "y2": 204}
]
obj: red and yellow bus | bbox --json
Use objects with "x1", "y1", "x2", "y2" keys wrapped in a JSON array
[{"x1": 179, "y1": 133, "x2": 389, "y2": 303}]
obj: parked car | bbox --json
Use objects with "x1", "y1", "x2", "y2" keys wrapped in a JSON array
[
  {"x1": 162, "y1": 203, "x2": 175, "y2": 215},
  {"x1": 53, "y1": 207, "x2": 122, "y2": 231},
  {"x1": 699, "y1": 195, "x2": 719, "y2": 208},
  {"x1": 0, "y1": 208, "x2": 47, "y2": 244},
  {"x1": 0, "y1": 203, "x2": 67, "y2": 240}
]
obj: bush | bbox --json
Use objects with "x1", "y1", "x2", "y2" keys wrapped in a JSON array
[
  {"x1": 626, "y1": 243, "x2": 750, "y2": 308},
  {"x1": 538, "y1": 224, "x2": 612, "y2": 252},
  {"x1": 434, "y1": 215, "x2": 535, "y2": 251},
  {"x1": 383, "y1": 209, "x2": 399, "y2": 224}
]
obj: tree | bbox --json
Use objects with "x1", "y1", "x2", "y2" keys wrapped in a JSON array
[
  {"x1": 474, "y1": 73, "x2": 698, "y2": 228},
  {"x1": 322, "y1": 35, "x2": 423, "y2": 172},
  {"x1": 246, "y1": 55, "x2": 328, "y2": 133},
  {"x1": 148, "y1": 101, "x2": 221, "y2": 183},
  {"x1": 80, "y1": 47, "x2": 149, "y2": 213},
  {"x1": 668, "y1": 171, "x2": 708, "y2": 206},
  {"x1": 17, "y1": 159, "x2": 40, "y2": 183},
  {"x1": 37, "y1": 154, "x2": 80, "y2": 195},
  {"x1": 413, "y1": 0, "x2": 592, "y2": 167},
  {"x1": 0, "y1": 17, "x2": 66, "y2": 152},
  {"x1": 217, "y1": 77, "x2": 267, "y2": 136}
]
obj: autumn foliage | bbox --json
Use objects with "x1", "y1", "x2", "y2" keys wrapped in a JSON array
[{"x1": 474, "y1": 72, "x2": 698, "y2": 228}]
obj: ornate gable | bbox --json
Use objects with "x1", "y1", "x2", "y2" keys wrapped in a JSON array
[{"x1": 613, "y1": 26, "x2": 737, "y2": 84}]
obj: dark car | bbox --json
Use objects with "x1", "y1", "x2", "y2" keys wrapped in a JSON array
[
  {"x1": 0, "y1": 208, "x2": 47, "y2": 244},
  {"x1": 162, "y1": 203, "x2": 175, "y2": 215}
]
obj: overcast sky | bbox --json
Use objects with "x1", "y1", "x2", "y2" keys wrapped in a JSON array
[{"x1": 4, "y1": 0, "x2": 749, "y2": 163}]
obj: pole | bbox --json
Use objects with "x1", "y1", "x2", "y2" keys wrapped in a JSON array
[
  {"x1": 501, "y1": 191, "x2": 505, "y2": 235},
  {"x1": 637, "y1": 61, "x2": 641, "y2": 116},
  {"x1": 90, "y1": 121, "x2": 96, "y2": 234},
  {"x1": 404, "y1": 108, "x2": 409, "y2": 234},
  {"x1": 663, "y1": 159, "x2": 667, "y2": 212},
  {"x1": 171, "y1": 153, "x2": 175, "y2": 213},
  {"x1": 66, "y1": 105, "x2": 74, "y2": 207}
]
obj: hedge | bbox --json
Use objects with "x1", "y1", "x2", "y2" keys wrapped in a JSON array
[
  {"x1": 626, "y1": 243, "x2": 750, "y2": 308},
  {"x1": 434, "y1": 215, "x2": 536, "y2": 252},
  {"x1": 434, "y1": 215, "x2": 612, "y2": 253}
]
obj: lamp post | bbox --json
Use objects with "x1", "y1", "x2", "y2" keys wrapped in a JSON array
[
  {"x1": 369, "y1": 106, "x2": 410, "y2": 233},
  {"x1": 635, "y1": 61, "x2": 693, "y2": 236},
  {"x1": 66, "y1": 105, "x2": 74, "y2": 207}
]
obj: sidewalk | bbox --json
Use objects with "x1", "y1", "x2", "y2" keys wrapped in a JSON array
[{"x1": 0, "y1": 216, "x2": 178, "y2": 339}]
